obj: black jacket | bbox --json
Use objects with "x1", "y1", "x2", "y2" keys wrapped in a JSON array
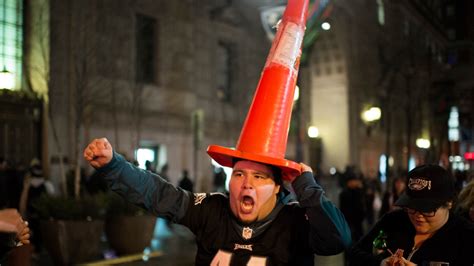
[
  {"x1": 349, "y1": 209, "x2": 474, "y2": 265},
  {"x1": 98, "y1": 152, "x2": 352, "y2": 265},
  {"x1": 0, "y1": 233, "x2": 16, "y2": 262}
]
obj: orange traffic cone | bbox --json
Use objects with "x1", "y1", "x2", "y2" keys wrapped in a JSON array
[{"x1": 207, "y1": 0, "x2": 309, "y2": 180}]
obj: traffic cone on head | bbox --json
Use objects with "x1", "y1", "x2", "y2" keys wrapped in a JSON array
[{"x1": 207, "y1": 0, "x2": 309, "y2": 181}]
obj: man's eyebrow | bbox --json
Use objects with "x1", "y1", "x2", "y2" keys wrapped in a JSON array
[
  {"x1": 251, "y1": 170, "x2": 272, "y2": 177},
  {"x1": 232, "y1": 169, "x2": 271, "y2": 176}
]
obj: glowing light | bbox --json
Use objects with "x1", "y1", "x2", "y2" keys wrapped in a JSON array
[
  {"x1": 307, "y1": 126, "x2": 319, "y2": 138},
  {"x1": 361, "y1": 107, "x2": 381, "y2": 123},
  {"x1": 448, "y1": 106, "x2": 460, "y2": 141},
  {"x1": 379, "y1": 154, "x2": 387, "y2": 183},
  {"x1": 0, "y1": 67, "x2": 14, "y2": 89},
  {"x1": 142, "y1": 247, "x2": 151, "y2": 261},
  {"x1": 408, "y1": 156, "x2": 416, "y2": 171},
  {"x1": 293, "y1": 85, "x2": 300, "y2": 101},
  {"x1": 416, "y1": 138, "x2": 430, "y2": 149},
  {"x1": 388, "y1": 156, "x2": 394, "y2": 167},
  {"x1": 465, "y1": 152, "x2": 474, "y2": 160},
  {"x1": 136, "y1": 148, "x2": 155, "y2": 169},
  {"x1": 321, "y1": 22, "x2": 331, "y2": 31}
]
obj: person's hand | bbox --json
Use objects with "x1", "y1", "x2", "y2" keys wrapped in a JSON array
[
  {"x1": 285, "y1": 163, "x2": 313, "y2": 182},
  {"x1": 16, "y1": 223, "x2": 30, "y2": 245},
  {"x1": 83, "y1": 138, "x2": 113, "y2": 169},
  {"x1": 0, "y1": 209, "x2": 28, "y2": 239},
  {"x1": 380, "y1": 254, "x2": 417, "y2": 266},
  {"x1": 300, "y1": 163, "x2": 313, "y2": 173}
]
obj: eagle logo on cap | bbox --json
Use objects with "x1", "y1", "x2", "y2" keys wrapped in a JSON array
[
  {"x1": 242, "y1": 227, "x2": 253, "y2": 240},
  {"x1": 408, "y1": 178, "x2": 431, "y2": 191}
]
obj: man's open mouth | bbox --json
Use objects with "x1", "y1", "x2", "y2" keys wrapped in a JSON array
[{"x1": 240, "y1": 195, "x2": 255, "y2": 214}]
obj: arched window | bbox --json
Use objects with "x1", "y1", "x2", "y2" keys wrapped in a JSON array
[{"x1": 0, "y1": 0, "x2": 23, "y2": 90}]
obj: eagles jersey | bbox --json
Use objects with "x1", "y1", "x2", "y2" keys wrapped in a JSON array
[{"x1": 98, "y1": 152, "x2": 352, "y2": 265}]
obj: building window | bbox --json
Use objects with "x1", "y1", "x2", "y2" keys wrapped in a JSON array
[
  {"x1": 136, "y1": 14, "x2": 156, "y2": 84},
  {"x1": 216, "y1": 41, "x2": 232, "y2": 102},
  {"x1": 325, "y1": 66, "x2": 332, "y2": 75},
  {"x1": 0, "y1": 0, "x2": 23, "y2": 90},
  {"x1": 448, "y1": 106, "x2": 460, "y2": 142},
  {"x1": 314, "y1": 67, "x2": 321, "y2": 76},
  {"x1": 323, "y1": 54, "x2": 330, "y2": 62},
  {"x1": 376, "y1": 0, "x2": 385, "y2": 26}
]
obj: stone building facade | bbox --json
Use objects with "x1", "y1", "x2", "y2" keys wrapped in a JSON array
[
  {"x1": 307, "y1": 0, "x2": 464, "y2": 183},
  {"x1": 36, "y1": 0, "x2": 276, "y2": 190}
]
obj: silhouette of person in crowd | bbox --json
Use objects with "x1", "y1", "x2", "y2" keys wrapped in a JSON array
[
  {"x1": 364, "y1": 172, "x2": 381, "y2": 227},
  {"x1": 0, "y1": 158, "x2": 23, "y2": 209},
  {"x1": 159, "y1": 163, "x2": 170, "y2": 182},
  {"x1": 19, "y1": 159, "x2": 54, "y2": 254},
  {"x1": 213, "y1": 167, "x2": 227, "y2": 192},
  {"x1": 145, "y1": 160, "x2": 156, "y2": 173},
  {"x1": 455, "y1": 179, "x2": 474, "y2": 222},
  {"x1": 379, "y1": 176, "x2": 406, "y2": 218},
  {"x1": 339, "y1": 175, "x2": 367, "y2": 243},
  {"x1": 178, "y1": 169, "x2": 194, "y2": 192}
]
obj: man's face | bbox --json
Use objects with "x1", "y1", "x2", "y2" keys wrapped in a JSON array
[{"x1": 229, "y1": 160, "x2": 280, "y2": 224}]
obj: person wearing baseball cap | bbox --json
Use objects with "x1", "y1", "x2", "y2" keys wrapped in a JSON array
[{"x1": 349, "y1": 164, "x2": 474, "y2": 266}]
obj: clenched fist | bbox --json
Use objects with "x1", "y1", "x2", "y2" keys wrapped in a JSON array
[{"x1": 83, "y1": 138, "x2": 113, "y2": 169}]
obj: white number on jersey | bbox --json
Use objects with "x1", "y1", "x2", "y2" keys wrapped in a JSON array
[{"x1": 211, "y1": 250, "x2": 267, "y2": 266}]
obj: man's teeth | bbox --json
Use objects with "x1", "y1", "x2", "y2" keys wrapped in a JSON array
[
  {"x1": 241, "y1": 202, "x2": 253, "y2": 211},
  {"x1": 241, "y1": 197, "x2": 254, "y2": 211}
]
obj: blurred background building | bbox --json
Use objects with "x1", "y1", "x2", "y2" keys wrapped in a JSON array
[
  {"x1": 309, "y1": 0, "x2": 474, "y2": 186},
  {"x1": 0, "y1": 0, "x2": 473, "y2": 193}
]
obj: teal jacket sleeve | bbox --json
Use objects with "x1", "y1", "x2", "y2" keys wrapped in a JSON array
[
  {"x1": 292, "y1": 172, "x2": 352, "y2": 255},
  {"x1": 96, "y1": 152, "x2": 191, "y2": 222}
]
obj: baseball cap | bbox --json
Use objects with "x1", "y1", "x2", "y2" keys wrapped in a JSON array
[{"x1": 394, "y1": 164, "x2": 456, "y2": 212}]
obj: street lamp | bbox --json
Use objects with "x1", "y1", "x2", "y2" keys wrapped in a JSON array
[
  {"x1": 0, "y1": 66, "x2": 14, "y2": 89},
  {"x1": 321, "y1": 22, "x2": 331, "y2": 31},
  {"x1": 416, "y1": 138, "x2": 430, "y2": 165},
  {"x1": 415, "y1": 138, "x2": 430, "y2": 149},
  {"x1": 361, "y1": 106, "x2": 381, "y2": 137},
  {"x1": 307, "y1": 126, "x2": 319, "y2": 138},
  {"x1": 361, "y1": 107, "x2": 382, "y2": 123}
]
